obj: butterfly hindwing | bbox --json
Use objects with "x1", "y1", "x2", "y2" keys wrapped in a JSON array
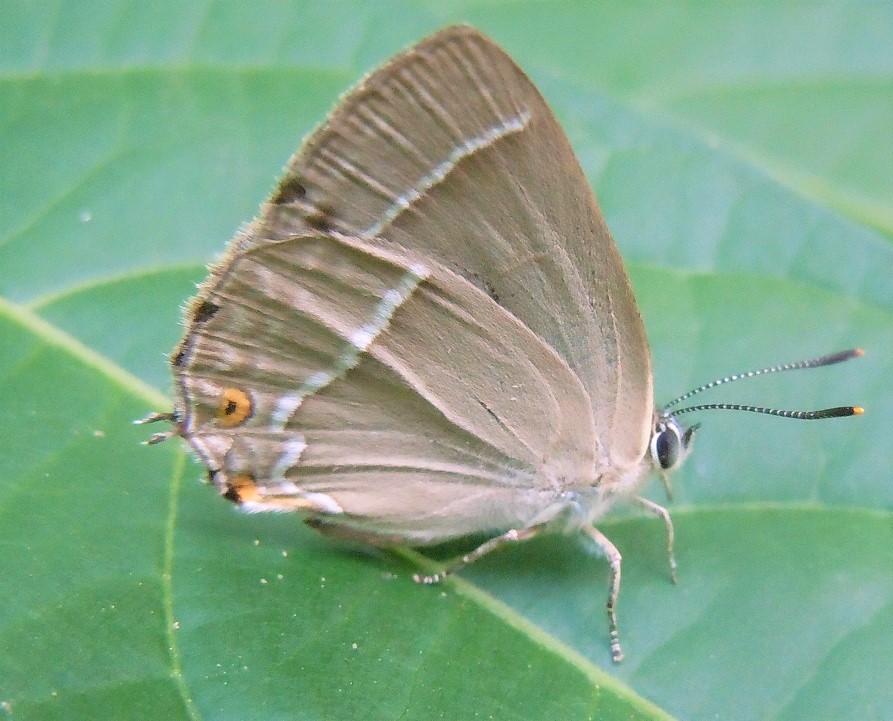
[{"x1": 175, "y1": 232, "x2": 597, "y2": 540}]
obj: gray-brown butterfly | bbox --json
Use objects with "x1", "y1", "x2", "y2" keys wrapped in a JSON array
[{"x1": 140, "y1": 26, "x2": 863, "y2": 662}]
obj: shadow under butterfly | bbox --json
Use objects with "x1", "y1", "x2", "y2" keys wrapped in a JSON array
[{"x1": 139, "y1": 26, "x2": 863, "y2": 662}]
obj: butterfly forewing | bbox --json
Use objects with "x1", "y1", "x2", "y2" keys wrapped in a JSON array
[{"x1": 252, "y1": 25, "x2": 653, "y2": 469}]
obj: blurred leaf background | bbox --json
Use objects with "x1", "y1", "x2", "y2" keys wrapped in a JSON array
[{"x1": 1, "y1": 2, "x2": 890, "y2": 720}]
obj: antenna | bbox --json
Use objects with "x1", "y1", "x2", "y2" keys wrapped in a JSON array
[
  {"x1": 661, "y1": 348, "x2": 864, "y2": 418},
  {"x1": 667, "y1": 403, "x2": 863, "y2": 420}
]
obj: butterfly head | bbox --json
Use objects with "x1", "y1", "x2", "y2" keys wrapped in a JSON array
[
  {"x1": 649, "y1": 415, "x2": 698, "y2": 472},
  {"x1": 648, "y1": 348, "x2": 865, "y2": 474}
]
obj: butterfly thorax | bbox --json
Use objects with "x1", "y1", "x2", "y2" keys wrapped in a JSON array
[{"x1": 545, "y1": 410, "x2": 698, "y2": 533}]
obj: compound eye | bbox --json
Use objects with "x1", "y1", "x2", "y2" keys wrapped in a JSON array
[{"x1": 652, "y1": 425, "x2": 681, "y2": 470}]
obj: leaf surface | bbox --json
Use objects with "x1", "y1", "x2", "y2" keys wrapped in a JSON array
[{"x1": 2, "y1": 3, "x2": 890, "y2": 720}]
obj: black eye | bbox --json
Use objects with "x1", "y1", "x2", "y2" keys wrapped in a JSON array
[{"x1": 655, "y1": 428, "x2": 680, "y2": 470}]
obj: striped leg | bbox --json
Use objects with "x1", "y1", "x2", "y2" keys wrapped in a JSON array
[
  {"x1": 413, "y1": 526, "x2": 545, "y2": 584},
  {"x1": 635, "y1": 496, "x2": 678, "y2": 583},
  {"x1": 585, "y1": 526, "x2": 624, "y2": 663}
]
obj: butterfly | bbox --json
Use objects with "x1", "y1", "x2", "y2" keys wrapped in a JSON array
[{"x1": 140, "y1": 26, "x2": 862, "y2": 662}]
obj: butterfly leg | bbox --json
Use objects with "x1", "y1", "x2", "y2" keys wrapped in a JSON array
[
  {"x1": 412, "y1": 525, "x2": 546, "y2": 585},
  {"x1": 584, "y1": 526, "x2": 624, "y2": 663},
  {"x1": 635, "y1": 496, "x2": 677, "y2": 584}
]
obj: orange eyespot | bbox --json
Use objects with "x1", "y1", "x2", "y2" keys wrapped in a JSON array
[
  {"x1": 223, "y1": 474, "x2": 260, "y2": 504},
  {"x1": 216, "y1": 387, "x2": 253, "y2": 427}
]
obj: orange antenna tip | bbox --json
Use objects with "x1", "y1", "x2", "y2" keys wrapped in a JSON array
[
  {"x1": 853, "y1": 406, "x2": 865, "y2": 415},
  {"x1": 854, "y1": 348, "x2": 865, "y2": 357}
]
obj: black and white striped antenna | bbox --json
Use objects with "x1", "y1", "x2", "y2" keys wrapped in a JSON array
[{"x1": 661, "y1": 348, "x2": 864, "y2": 421}]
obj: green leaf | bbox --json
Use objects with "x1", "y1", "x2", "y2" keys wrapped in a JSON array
[{"x1": 2, "y1": 3, "x2": 890, "y2": 720}]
